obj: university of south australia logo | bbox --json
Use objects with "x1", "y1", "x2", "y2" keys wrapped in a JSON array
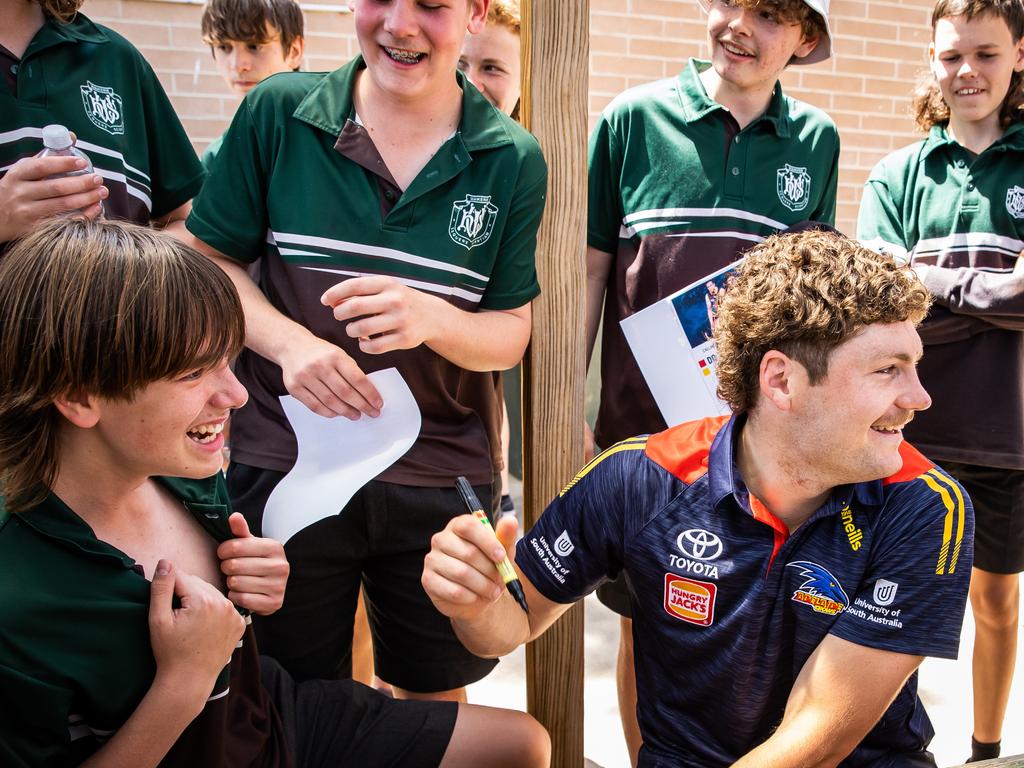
[
  {"x1": 449, "y1": 194, "x2": 499, "y2": 249},
  {"x1": 1006, "y1": 186, "x2": 1024, "y2": 220},
  {"x1": 80, "y1": 81, "x2": 124, "y2": 135},
  {"x1": 777, "y1": 164, "x2": 812, "y2": 212}
]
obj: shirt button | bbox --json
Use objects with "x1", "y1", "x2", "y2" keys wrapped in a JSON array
[
  {"x1": 731, "y1": 167, "x2": 740, "y2": 176},
  {"x1": 734, "y1": 135, "x2": 742, "y2": 144},
  {"x1": 967, "y1": 182, "x2": 975, "y2": 191},
  {"x1": 10, "y1": 64, "x2": 18, "y2": 75},
  {"x1": 384, "y1": 189, "x2": 396, "y2": 201}
]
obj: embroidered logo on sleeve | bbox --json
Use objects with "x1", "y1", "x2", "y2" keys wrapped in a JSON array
[
  {"x1": 80, "y1": 81, "x2": 125, "y2": 136},
  {"x1": 873, "y1": 578, "x2": 899, "y2": 606},
  {"x1": 449, "y1": 195, "x2": 498, "y2": 249},
  {"x1": 777, "y1": 164, "x2": 811, "y2": 212},
  {"x1": 553, "y1": 530, "x2": 575, "y2": 557},
  {"x1": 663, "y1": 573, "x2": 717, "y2": 626}
]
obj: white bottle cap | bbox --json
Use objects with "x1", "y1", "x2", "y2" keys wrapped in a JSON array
[{"x1": 41, "y1": 124, "x2": 73, "y2": 149}]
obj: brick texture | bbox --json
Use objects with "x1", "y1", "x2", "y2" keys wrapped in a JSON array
[{"x1": 89, "y1": 0, "x2": 938, "y2": 235}]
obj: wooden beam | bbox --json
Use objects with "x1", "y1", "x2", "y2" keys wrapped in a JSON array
[{"x1": 520, "y1": 0, "x2": 589, "y2": 766}]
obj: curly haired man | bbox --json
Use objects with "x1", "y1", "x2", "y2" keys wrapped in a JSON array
[{"x1": 424, "y1": 229, "x2": 976, "y2": 768}]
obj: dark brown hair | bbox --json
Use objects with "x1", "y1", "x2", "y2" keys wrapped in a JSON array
[
  {"x1": 0, "y1": 218, "x2": 244, "y2": 512},
  {"x1": 201, "y1": 0, "x2": 304, "y2": 54},
  {"x1": 36, "y1": 0, "x2": 83, "y2": 23},
  {"x1": 714, "y1": 230, "x2": 931, "y2": 413},
  {"x1": 913, "y1": 0, "x2": 1024, "y2": 131}
]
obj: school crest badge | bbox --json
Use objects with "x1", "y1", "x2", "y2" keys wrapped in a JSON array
[
  {"x1": 777, "y1": 164, "x2": 811, "y2": 212},
  {"x1": 80, "y1": 81, "x2": 124, "y2": 136},
  {"x1": 449, "y1": 195, "x2": 498, "y2": 250},
  {"x1": 1006, "y1": 186, "x2": 1024, "y2": 220}
]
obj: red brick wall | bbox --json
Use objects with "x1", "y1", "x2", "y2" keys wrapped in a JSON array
[{"x1": 86, "y1": 0, "x2": 939, "y2": 235}]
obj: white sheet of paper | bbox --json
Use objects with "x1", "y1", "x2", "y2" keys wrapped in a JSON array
[
  {"x1": 262, "y1": 368, "x2": 421, "y2": 544},
  {"x1": 620, "y1": 263, "x2": 735, "y2": 426}
]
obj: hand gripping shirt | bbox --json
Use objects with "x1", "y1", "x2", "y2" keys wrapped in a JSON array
[
  {"x1": 588, "y1": 59, "x2": 839, "y2": 448},
  {"x1": 188, "y1": 57, "x2": 546, "y2": 485},
  {"x1": 0, "y1": 476, "x2": 289, "y2": 768},
  {"x1": 858, "y1": 124, "x2": 1024, "y2": 469},
  {"x1": 0, "y1": 14, "x2": 204, "y2": 237},
  {"x1": 517, "y1": 416, "x2": 973, "y2": 767}
]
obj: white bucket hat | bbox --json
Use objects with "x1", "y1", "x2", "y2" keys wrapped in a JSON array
[{"x1": 696, "y1": 0, "x2": 833, "y2": 66}]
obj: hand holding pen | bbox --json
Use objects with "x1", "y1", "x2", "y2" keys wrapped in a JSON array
[
  {"x1": 454, "y1": 477, "x2": 530, "y2": 613},
  {"x1": 421, "y1": 478, "x2": 531, "y2": 621}
]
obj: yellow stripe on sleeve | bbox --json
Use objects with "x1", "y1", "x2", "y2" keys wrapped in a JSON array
[
  {"x1": 558, "y1": 438, "x2": 648, "y2": 497},
  {"x1": 926, "y1": 469, "x2": 966, "y2": 574},
  {"x1": 919, "y1": 471, "x2": 957, "y2": 575}
]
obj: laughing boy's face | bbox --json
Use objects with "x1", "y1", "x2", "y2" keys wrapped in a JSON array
[
  {"x1": 352, "y1": 0, "x2": 487, "y2": 102},
  {"x1": 86, "y1": 360, "x2": 247, "y2": 482}
]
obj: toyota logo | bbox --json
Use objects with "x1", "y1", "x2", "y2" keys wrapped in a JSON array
[{"x1": 676, "y1": 529, "x2": 723, "y2": 561}]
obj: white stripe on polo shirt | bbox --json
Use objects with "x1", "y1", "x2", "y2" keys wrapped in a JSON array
[
  {"x1": 270, "y1": 230, "x2": 491, "y2": 284},
  {"x1": 623, "y1": 205, "x2": 789, "y2": 228},
  {"x1": 914, "y1": 232, "x2": 1024, "y2": 260},
  {"x1": 300, "y1": 265, "x2": 485, "y2": 304}
]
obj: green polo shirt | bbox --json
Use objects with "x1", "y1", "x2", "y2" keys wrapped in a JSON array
[
  {"x1": 0, "y1": 13, "x2": 204, "y2": 237},
  {"x1": 0, "y1": 474, "x2": 288, "y2": 767},
  {"x1": 588, "y1": 58, "x2": 839, "y2": 447},
  {"x1": 858, "y1": 124, "x2": 1024, "y2": 469},
  {"x1": 188, "y1": 56, "x2": 546, "y2": 485}
]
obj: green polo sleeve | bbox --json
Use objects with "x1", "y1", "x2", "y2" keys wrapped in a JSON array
[
  {"x1": 134, "y1": 53, "x2": 205, "y2": 219},
  {"x1": 809, "y1": 130, "x2": 839, "y2": 226},
  {"x1": 856, "y1": 161, "x2": 911, "y2": 264},
  {"x1": 186, "y1": 98, "x2": 270, "y2": 264},
  {"x1": 478, "y1": 143, "x2": 547, "y2": 310},
  {"x1": 200, "y1": 135, "x2": 225, "y2": 173},
  {"x1": 587, "y1": 112, "x2": 624, "y2": 254}
]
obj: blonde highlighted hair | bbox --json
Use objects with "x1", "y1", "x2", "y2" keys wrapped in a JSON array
[
  {"x1": 488, "y1": 0, "x2": 521, "y2": 34},
  {"x1": 0, "y1": 218, "x2": 244, "y2": 512},
  {"x1": 713, "y1": 230, "x2": 931, "y2": 413}
]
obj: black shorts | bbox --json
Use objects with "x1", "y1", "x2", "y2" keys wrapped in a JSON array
[
  {"x1": 942, "y1": 461, "x2": 1024, "y2": 574},
  {"x1": 260, "y1": 655, "x2": 458, "y2": 767},
  {"x1": 229, "y1": 463, "x2": 499, "y2": 692}
]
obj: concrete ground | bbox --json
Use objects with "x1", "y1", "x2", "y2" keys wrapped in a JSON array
[{"x1": 468, "y1": 485, "x2": 1023, "y2": 768}]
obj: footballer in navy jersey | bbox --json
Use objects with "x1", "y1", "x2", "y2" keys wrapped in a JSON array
[
  {"x1": 519, "y1": 415, "x2": 971, "y2": 766},
  {"x1": 423, "y1": 229, "x2": 975, "y2": 767}
]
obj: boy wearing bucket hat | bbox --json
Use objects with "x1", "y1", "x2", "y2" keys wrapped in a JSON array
[{"x1": 586, "y1": 0, "x2": 839, "y2": 761}]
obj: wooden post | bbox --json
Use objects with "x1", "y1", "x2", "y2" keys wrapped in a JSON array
[{"x1": 519, "y1": 1, "x2": 589, "y2": 766}]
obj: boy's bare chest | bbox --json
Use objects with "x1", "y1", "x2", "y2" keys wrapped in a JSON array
[{"x1": 94, "y1": 502, "x2": 224, "y2": 588}]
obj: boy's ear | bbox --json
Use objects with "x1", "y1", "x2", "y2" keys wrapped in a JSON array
[
  {"x1": 790, "y1": 33, "x2": 821, "y2": 64},
  {"x1": 466, "y1": 0, "x2": 489, "y2": 35},
  {"x1": 285, "y1": 35, "x2": 305, "y2": 71},
  {"x1": 1014, "y1": 36, "x2": 1024, "y2": 73},
  {"x1": 53, "y1": 392, "x2": 102, "y2": 429}
]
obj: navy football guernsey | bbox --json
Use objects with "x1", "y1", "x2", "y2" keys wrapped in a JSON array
[{"x1": 517, "y1": 416, "x2": 973, "y2": 767}]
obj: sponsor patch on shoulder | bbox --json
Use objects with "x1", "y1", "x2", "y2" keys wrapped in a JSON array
[{"x1": 663, "y1": 573, "x2": 717, "y2": 626}]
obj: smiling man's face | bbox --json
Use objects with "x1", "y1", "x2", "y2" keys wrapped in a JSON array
[{"x1": 785, "y1": 320, "x2": 932, "y2": 487}]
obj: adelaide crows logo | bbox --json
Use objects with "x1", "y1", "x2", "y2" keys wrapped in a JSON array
[{"x1": 786, "y1": 561, "x2": 849, "y2": 616}]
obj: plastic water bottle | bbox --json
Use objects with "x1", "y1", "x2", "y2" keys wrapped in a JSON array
[{"x1": 34, "y1": 124, "x2": 104, "y2": 217}]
